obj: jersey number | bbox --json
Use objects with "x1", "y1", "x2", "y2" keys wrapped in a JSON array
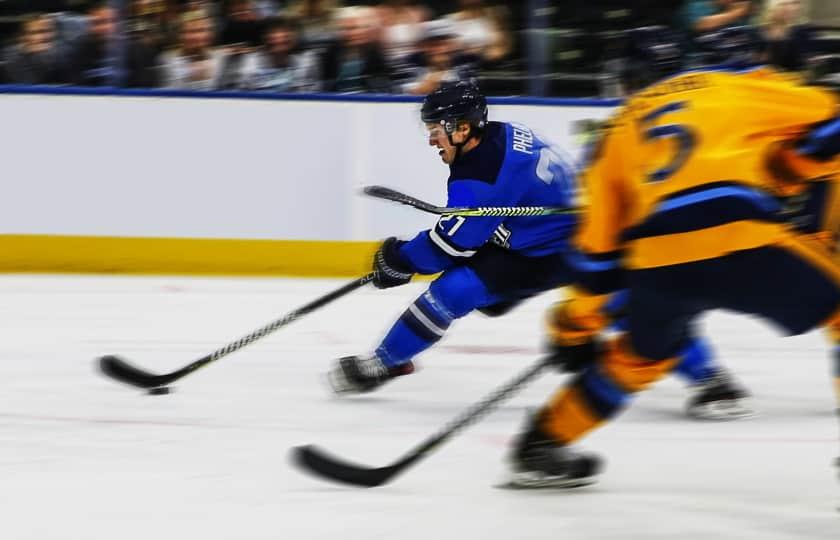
[
  {"x1": 640, "y1": 101, "x2": 696, "y2": 183},
  {"x1": 439, "y1": 215, "x2": 466, "y2": 236},
  {"x1": 536, "y1": 147, "x2": 568, "y2": 186}
]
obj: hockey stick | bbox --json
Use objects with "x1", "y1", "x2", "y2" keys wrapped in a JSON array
[
  {"x1": 291, "y1": 357, "x2": 549, "y2": 487},
  {"x1": 98, "y1": 273, "x2": 376, "y2": 390},
  {"x1": 364, "y1": 185, "x2": 577, "y2": 217}
]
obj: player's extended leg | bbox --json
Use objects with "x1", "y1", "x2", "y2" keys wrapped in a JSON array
[
  {"x1": 510, "y1": 242, "x2": 840, "y2": 488},
  {"x1": 508, "y1": 272, "x2": 697, "y2": 487},
  {"x1": 329, "y1": 244, "x2": 575, "y2": 395},
  {"x1": 510, "y1": 305, "x2": 685, "y2": 488},
  {"x1": 511, "y1": 252, "x2": 749, "y2": 488},
  {"x1": 546, "y1": 289, "x2": 753, "y2": 420},
  {"x1": 327, "y1": 265, "x2": 505, "y2": 394},
  {"x1": 679, "y1": 339, "x2": 754, "y2": 420}
]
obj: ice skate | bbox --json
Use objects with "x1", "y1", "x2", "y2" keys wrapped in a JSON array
[
  {"x1": 686, "y1": 368, "x2": 754, "y2": 420},
  {"x1": 502, "y1": 413, "x2": 602, "y2": 489},
  {"x1": 327, "y1": 355, "x2": 414, "y2": 395}
]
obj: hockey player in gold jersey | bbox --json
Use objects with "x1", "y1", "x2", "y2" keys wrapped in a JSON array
[
  {"x1": 545, "y1": 284, "x2": 754, "y2": 420},
  {"x1": 507, "y1": 53, "x2": 840, "y2": 488},
  {"x1": 542, "y1": 27, "x2": 765, "y2": 422}
]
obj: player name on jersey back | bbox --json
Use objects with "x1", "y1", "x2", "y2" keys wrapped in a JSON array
[{"x1": 511, "y1": 124, "x2": 535, "y2": 155}]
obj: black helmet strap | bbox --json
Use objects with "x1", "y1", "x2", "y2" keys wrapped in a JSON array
[
  {"x1": 444, "y1": 120, "x2": 476, "y2": 161},
  {"x1": 447, "y1": 130, "x2": 465, "y2": 161}
]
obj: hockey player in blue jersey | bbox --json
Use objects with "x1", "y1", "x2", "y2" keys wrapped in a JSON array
[
  {"x1": 326, "y1": 81, "x2": 750, "y2": 409},
  {"x1": 328, "y1": 81, "x2": 583, "y2": 394},
  {"x1": 327, "y1": 81, "x2": 752, "y2": 415}
]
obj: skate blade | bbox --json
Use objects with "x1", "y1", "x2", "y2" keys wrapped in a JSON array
[
  {"x1": 325, "y1": 368, "x2": 356, "y2": 396},
  {"x1": 325, "y1": 367, "x2": 380, "y2": 397},
  {"x1": 687, "y1": 399, "x2": 756, "y2": 421},
  {"x1": 496, "y1": 472, "x2": 599, "y2": 490}
]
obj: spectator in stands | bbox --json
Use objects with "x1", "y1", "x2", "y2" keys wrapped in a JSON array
[
  {"x1": 130, "y1": 0, "x2": 177, "y2": 50},
  {"x1": 159, "y1": 10, "x2": 226, "y2": 89},
  {"x1": 288, "y1": 0, "x2": 339, "y2": 48},
  {"x1": 71, "y1": 2, "x2": 120, "y2": 86},
  {"x1": 480, "y1": 5, "x2": 514, "y2": 68},
  {"x1": 253, "y1": 1, "x2": 282, "y2": 17},
  {"x1": 401, "y1": 19, "x2": 476, "y2": 95},
  {"x1": 761, "y1": 0, "x2": 813, "y2": 72},
  {"x1": 51, "y1": 9, "x2": 89, "y2": 52},
  {"x1": 237, "y1": 16, "x2": 320, "y2": 91},
  {"x1": 321, "y1": 6, "x2": 391, "y2": 93},
  {"x1": 178, "y1": 0, "x2": 223, "y2": 41},
  {"x1": 446, "y1": 0, "x2": 494, "y2": 57},
  {"x1": 219, "y1": 0, "x2": 264, "y2": 47},
  {"x1": 377, "y1": 0, "x2": 428, "y2": 69},
  {"x1": 182, "y1": 0, "x2": 219, "y2": 20},
  {"x1": 124, "y1": 13, "x2": 164, "y2": 87},
  {"x1": 3, "y1": 13, "x2": 68, "y2": 85},
  {"x1": 680, "y1": 0, "x2": 753, "y2": 34}
]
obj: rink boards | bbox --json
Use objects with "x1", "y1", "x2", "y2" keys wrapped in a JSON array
[
  {"x1": 0, "y1": 234, "x2": 377, "y2": 276},
  {"x1": 0, "y1": 88, "x2": 614, "y2": 275}
]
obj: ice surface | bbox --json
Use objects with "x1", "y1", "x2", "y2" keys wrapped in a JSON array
[{"x1": 0, "y1": 275, "x2": 837, "y2": 539}]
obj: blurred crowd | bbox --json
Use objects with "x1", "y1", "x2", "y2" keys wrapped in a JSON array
[
  {"x1": 0, "y1": 0, "x2": 514, "y2": 94},
  {"x1": 0, "y1": 0, "x2": 837, "y2": 97},
  {"x1": 678, "y1": 0, "x2": 836, "y2": 75}
]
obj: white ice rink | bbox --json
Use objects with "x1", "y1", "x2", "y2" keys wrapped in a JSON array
[{"x1": 1, "y1": 275, "x2": 838, "y2": 539}]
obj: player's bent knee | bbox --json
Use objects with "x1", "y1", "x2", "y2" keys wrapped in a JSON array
[
  {"x1": 429, "y1": 267, "x2": 496, "y2": 319},
  {"x1": 602, "y1": 336, "x2": 677, "y2": 393}
]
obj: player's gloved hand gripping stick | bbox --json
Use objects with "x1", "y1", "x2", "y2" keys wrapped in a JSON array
[
  {"x1": 98, "y1": 187, "x2": 569, "y2": 393},
  {"x1": 372, "y1": 237, "x2": 414, "y2": 289},
  {"x1": 286, "y1": 187, "x2": 577, "y2": 485},
  {"x1": 98, "y1": 273, "x2": 376, "y2": 393}
]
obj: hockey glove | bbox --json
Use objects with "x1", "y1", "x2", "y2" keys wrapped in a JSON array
[
  {"x1": 546, "y1": 338, "x2": 602, "y2": 374},
  {"x1": 372, "y1": 237, "x2": 415, "y2": 289},
  {"x1": 478, "y1": 299, "x2": 522, "y2": 317},
  {"x1": 545, "y1": 298, "x2": 606, "y2": 373}
]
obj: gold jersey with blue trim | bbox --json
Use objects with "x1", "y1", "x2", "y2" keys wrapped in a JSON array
[{"x1": 576, "y1": 66, "x2": 840, "y2": 272}]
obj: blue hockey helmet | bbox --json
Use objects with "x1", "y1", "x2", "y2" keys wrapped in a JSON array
[
  {"x1": 421, "y1": 81, "x2": 488, "y2": 136},
  {"x1": 623, "y1": 25, "x2": 684, "y2": 90},
  {"x1": 695, "y1": 25, "x2": 763, "y2": 67}
]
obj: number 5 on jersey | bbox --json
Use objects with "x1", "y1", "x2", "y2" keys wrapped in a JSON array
[{"x1": 640, "y1": 101, "x2": 696, "y2": 183}]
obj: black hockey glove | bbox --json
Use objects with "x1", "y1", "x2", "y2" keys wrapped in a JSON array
[
  {"x1": 372, "y1": 237, "x2": 415, "y2": 289},
  {"x1": 546, "y1": 338, "x2": 602, "y2": 374},
  {"x1": 478, "y1": 299, "x2": 522, "y2": 317}
]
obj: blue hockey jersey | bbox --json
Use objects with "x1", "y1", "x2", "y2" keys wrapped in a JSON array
[{"x1": 399, "y1": 121, "x2": 579, "y2": 274}]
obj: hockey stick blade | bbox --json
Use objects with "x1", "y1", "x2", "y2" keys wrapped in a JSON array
[
  {"x1": 98, "y1": 355, "x2": 182, "y2": 389},
  {"x1": 98, "y1": 274, "x2": 375, "y2": 390},
  {"x1": 292, "y1": 445, "x2": 409, "y2": 488},
  {"x1": 291, "y1": 359, "x2": 548, "y2": 487}
]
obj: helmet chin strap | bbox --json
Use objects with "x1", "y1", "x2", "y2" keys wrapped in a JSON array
[{"x1": 447, "y1": 126, "x2": 471, "y2": 162}]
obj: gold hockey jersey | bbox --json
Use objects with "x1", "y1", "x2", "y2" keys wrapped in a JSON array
[{"x1": 576, "y1": 67, "x2": 840, "y2": 270}]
